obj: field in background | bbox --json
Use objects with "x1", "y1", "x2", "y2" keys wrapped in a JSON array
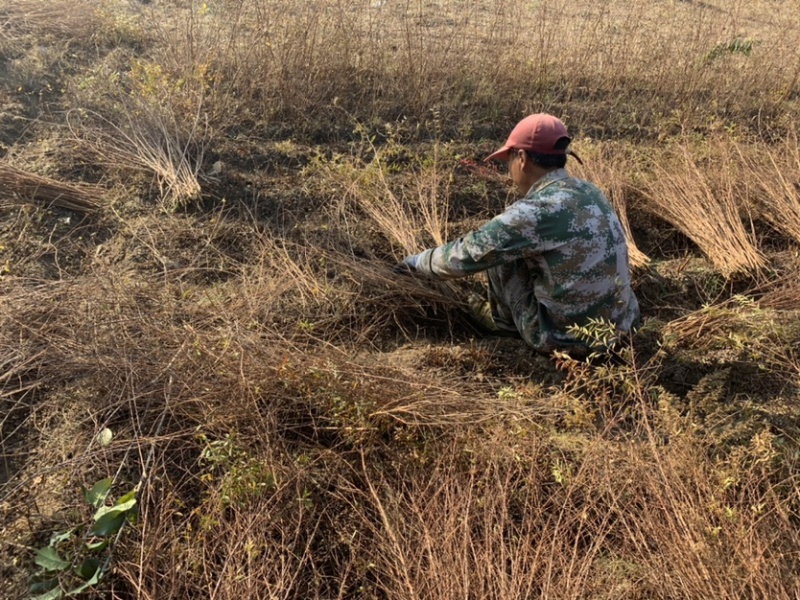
[{"x1": 2, "y1": 0, "x2": 800, "y2": 598}]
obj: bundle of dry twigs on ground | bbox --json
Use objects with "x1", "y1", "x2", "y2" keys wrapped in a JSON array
[
  {"x1": 642, "y1": 146, "x2": 766, "y2": 277},
  {"x1": 662, "y1": 296, "x2": 764, "y2": 350},
  {"x1": 0, "y1": 163, "x2": 102, "y2": 214},
  {"x1": 755, "y1": 275, "x2": 800, "y2": 312},
  {"x1": 742, "y1": 141, "x2": 800, "y2": 245}
]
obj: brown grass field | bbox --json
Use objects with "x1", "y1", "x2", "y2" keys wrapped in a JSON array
[{"x1": 2, "y1": 0, "x2": 800, "y2": 598}]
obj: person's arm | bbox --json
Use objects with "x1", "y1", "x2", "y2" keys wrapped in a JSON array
[{"x1": 404, "y1": 208, "x2": 543, "y2": 279}]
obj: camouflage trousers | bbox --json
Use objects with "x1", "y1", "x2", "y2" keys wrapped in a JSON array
[
  {"x1": 485, "y1": 262, "x2": 590, "y2": 356},
  {"x1": 486, "y1": 261, "x2": 537, "y2": 346}
]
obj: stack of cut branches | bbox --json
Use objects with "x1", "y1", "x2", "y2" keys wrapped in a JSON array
[
  {"x1": 0, "y1": 163, "x2": 102, "y2": 214},
  {"x1": 756, "y1": 275, "x2": 800, "y2": 312}
]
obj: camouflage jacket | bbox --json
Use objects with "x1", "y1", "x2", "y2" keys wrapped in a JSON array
[{"x1": 411, "y1": 169, "x2": 640, "y2": 351}]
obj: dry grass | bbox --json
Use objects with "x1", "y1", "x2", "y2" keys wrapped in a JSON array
[
  {"x1": 0, "y1": 0, "x2": 103, "y2": 40},
  {"x1": 359, "y1": 428, "x2": 800, "y2": 599},
  {"x1": 75, "y1": 0, "x2": 800, "y2": 141},
  {"x1": 3, "y1": 265, "x2": 798, "y2": 599}
]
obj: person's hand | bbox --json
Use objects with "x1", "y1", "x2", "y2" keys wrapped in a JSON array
[{"x1": 393, "y1": 254, "x2": 419, "y2": 275}]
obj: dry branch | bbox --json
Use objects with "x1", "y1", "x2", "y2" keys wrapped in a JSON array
[
  {"x1": 0, "y1": 163, "x2": 102, "y2": 214},
  {"x1": 642, "y1": 145, "x2": 766, "y2": 277},
  {"x1": 742, "y1": 132, "x2": 800, "y2": 245}
]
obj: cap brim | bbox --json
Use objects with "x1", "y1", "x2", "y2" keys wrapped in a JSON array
[{"x1": 484, "y1": 146, "x2": 512, "y2": 162}]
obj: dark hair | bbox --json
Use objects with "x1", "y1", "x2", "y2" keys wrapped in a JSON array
[
  {"x1": 522, "y1": 135, "x2": 573, "y2": 168},
  {"x1": 524, "y1": 150, "x2": 568, "y2": 169}
]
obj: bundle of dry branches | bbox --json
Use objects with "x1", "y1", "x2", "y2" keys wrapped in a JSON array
[
  {"x1": 742, "y1": 132, "x2": 800, "y2": 245},
  {"x1": 231, "y1": 233, "x2": 468, "y2": 345},
  {"x1": 756, "y1": 275, "x2": 800, "y2": 311},
  {"x1": 0, "y1": 163, "x2": 102, "y2": 214},
  {"x1": 73, "y1": 104, "x2": 204, "y2": 212},
  {"x1": 662, "y1": 294, "x2": 798, "y2": 375},
  {"x1": 662, "y1": 296, "x2": 761, "y2": 350},
  {"x1": 322, "y1": 143, "x2": 469, "y2": 312},
  {"x1": 643, "y1": 145, "x2": 766, "y2": 277}
]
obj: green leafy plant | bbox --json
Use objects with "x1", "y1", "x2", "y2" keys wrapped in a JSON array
[
  {"x1": 705, "y1": 38, "x2": 759, "y2": 63},
  {"x1": 198, "y1": 433, "x2": 275, "y2": 507},
  {"x1": 27, "y1": 478, "x2": 138, "y2": 599}
]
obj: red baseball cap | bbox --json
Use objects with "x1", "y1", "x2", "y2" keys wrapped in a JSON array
[{"x1": 485, "y1": 113, "x2": 571, "y2": 162}]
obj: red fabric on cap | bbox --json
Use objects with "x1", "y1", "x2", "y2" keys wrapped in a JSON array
[{"x1": 485, "y1": 114, "x2": 570, "y2": 162}]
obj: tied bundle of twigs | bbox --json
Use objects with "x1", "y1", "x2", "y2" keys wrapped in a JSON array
[
  {"x1": 662, "y1": 298, "x2": 753, "y2": 350},
  {"x1": 737, "y1": 135, "x2": 800, "y2": 246},
  {"x1": 754, "y1": 275, "x2": 800, "y2": 312},
  {"x1": 643, "y1": 147, "x2": 766, "y2": 277},
  {"x1": 0, "y1": 163, "x2": 102, "y2": 214}
]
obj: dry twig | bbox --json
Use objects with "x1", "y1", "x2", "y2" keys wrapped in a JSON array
[
  {"x1": 643, "y1": 145, "x2": 766, "y2": 277},
  {"x1": 0, "y1": 163, "x2": 102, "y2": 214}
]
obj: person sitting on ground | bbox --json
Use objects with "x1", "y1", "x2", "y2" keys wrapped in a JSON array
[{"x1": 394, "y1": 113, "x2": 640, "y2": 355}]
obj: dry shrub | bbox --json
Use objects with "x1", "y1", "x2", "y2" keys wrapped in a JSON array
[
  {"x1": 662, "y1": 295, "x2": 763, "y2": 351},
  {"x1": 5, "y1": 3, "x2": 800, "y2": 598},
  {"x1": 0, "y1": 274, "x2": 319, "y2": 597},
  {"x1": 356, "y1": 439, "x2": 557, "y2": 599},
  {"x1": 642, "y1": 142, "x2": 766, "y2": 277},
  {"x1": 60, "y1": 15, "x2": 210, "y2": 210},
  {"x1": 95, "y1": 107, "x2": 204, "y2": 211},
  {"x1": 3, "y1": 237, "x2": 800, "y2": 598},
  {"x1": 0, "y1": 267, "x2": 536, "y2": 598}
]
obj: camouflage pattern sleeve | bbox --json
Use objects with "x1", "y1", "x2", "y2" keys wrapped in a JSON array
[{"x1": 412, "y1": 209, "x2": 543, "y2": 279}]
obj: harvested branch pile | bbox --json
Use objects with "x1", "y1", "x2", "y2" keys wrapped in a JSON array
[
  {"x1": 642, "y1": 148, "x2": 766, "y2": 277},
  {"x1": 0, "y1": 163, "x2": 102, "y2": 214},
  {"x1": 758, "y1": 276, "x2": 800, "y2": 312}
]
